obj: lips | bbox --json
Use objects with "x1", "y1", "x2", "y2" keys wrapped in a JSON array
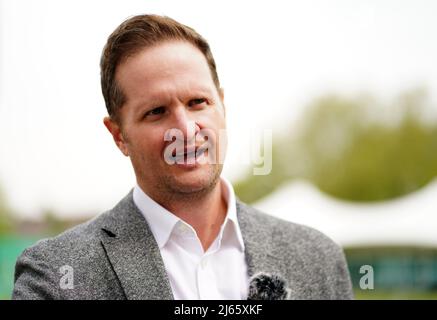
[{"x1": 174, "y1": 146, "x2": 206, "y2": 162}]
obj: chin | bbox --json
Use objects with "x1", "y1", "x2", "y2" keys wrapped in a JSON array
[{"x1": 165, "y1": 166, "x2": 222, "y2": 195}]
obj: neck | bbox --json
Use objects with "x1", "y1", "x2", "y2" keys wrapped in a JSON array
[
  {"x1": 144, "y1": 179, "x2": 228, "y2": 252},
  {"x1": 173, "y1": 182, "x2": 227, "y2": 251}
]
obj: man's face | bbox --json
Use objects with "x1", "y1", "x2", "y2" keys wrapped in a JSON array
[{"x1": 104, "y1": 41, "x2": 227, "y2": 199}]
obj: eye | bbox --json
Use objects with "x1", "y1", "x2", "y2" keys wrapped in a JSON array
[
  {"x1": 188, "y1": 98, "x2": 207, "y2": 107},
  {"x1": 145, "y1": 106, "x2": 166, "y2": 117}
]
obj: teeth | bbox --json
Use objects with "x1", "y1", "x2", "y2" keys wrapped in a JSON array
[
  {"x1": 174, "y1": 148, "x2": 205, "y2": 161},
  {"x1": 195, "y1": 148, "x2": 206, "y2": 157}
]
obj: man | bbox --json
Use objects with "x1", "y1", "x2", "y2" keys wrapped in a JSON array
[{"x1": 12, "y1": 14, "x2": 353, "y2": 300}]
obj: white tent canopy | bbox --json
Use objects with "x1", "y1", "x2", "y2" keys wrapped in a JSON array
[{"x1": 253, "y1": 179, "x2": 437, "y2": 247}]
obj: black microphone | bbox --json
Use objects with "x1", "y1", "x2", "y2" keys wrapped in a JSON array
[{"x1": 247, "y1": 272, "x2": 291, "y2": 300}]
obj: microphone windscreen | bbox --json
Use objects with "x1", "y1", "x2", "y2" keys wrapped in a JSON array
[{"x1": 247, "y1": 272, "x2": 291, "y2": 300}]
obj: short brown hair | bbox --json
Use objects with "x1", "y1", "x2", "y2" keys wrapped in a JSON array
[{"x1": 100, "y1": 14, "x2": 221, "y2": 122}]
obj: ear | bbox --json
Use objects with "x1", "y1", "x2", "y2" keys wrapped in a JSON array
[{"x1": 103, "y1": 116, "x2": 129, "y2": 157}]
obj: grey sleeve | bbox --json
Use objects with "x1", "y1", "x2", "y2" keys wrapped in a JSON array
[
  {"x1": 12, "y1": 246, "x2": 62, "y2": 300},
  {"x1": 331, "y1": 245, "x2": 354, "y2": 300}
]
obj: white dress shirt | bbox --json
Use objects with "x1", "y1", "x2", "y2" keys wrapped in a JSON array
[{"x1": 133, "y1": 177, "x2": 249, "y2": 300}]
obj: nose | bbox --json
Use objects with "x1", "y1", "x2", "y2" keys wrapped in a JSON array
[{"x1": 170, "y1": 106, "x2": 200, "y2": 142}]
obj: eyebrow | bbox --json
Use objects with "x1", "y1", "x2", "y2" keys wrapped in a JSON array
[{"x1": 132, "y1": 86, "x2": 215, "y2": 112}]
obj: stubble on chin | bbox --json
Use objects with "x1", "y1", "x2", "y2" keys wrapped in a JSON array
[{"x1": 157, "y1": 163, "x2": 223, "y2": 202}]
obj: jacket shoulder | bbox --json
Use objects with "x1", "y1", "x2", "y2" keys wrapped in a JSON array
[
  {"x1": 12, "y1": 211, "x2": 120, "y2": 300},
  {"x1": 23, "y1": 210, "x2": 111, "y2": 257},
  {"x1": 238, "y1": 200, "x2": 341, "y2": 251}
]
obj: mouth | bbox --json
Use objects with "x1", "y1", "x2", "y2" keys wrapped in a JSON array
[{"x1": 173, "y1": 146, "x2": 206, "y2": 163}]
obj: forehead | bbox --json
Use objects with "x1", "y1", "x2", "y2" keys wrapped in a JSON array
[{"x1": 115, "y1": 40, "x2": 215, "y2": 100}]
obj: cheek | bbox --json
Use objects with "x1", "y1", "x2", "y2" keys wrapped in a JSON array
[
  {"x1": 199, "y1": 109, "x2": 226, "y2": 129},
  {"x1": 198, "y1": 117, "x2": 227, "y2": 150},
  {"x1": 128, "y1": 129, "x2": 166, "y2": 158}
]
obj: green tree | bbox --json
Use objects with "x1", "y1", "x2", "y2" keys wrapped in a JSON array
[{"x1": 235, "y1": 89, "x2": 437, "y2": 203}]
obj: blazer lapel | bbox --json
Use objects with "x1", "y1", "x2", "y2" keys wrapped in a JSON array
[
  {"x1": 236, "y1": 200, "x2": 286, "y2": 278},
  {"x1": 100, "y1": 191, "x2": 173, "y2": 300}
]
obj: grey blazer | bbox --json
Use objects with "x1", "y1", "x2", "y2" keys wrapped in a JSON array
[{"x1": 12, "y1": 191, "x2": 353, "y2": 300}]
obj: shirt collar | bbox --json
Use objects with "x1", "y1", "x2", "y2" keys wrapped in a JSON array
[
  {"x1": 133, "y1": 176, "x2": 245, "y2": 252},
  {"x1": 133, "y1": 185, "x2": 180, "y2": 249},
  {"x1": 220, "y1": 177, "x2": 245, "y2": 252}
]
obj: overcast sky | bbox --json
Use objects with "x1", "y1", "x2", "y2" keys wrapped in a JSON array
[{"x1": 1, "y1": 0, "x2": 436, "y2": 219}]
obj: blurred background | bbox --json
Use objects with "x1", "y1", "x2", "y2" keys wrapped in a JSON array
[{"x1": 1, "y1": 0, "x2": 437, "y2": 299}]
